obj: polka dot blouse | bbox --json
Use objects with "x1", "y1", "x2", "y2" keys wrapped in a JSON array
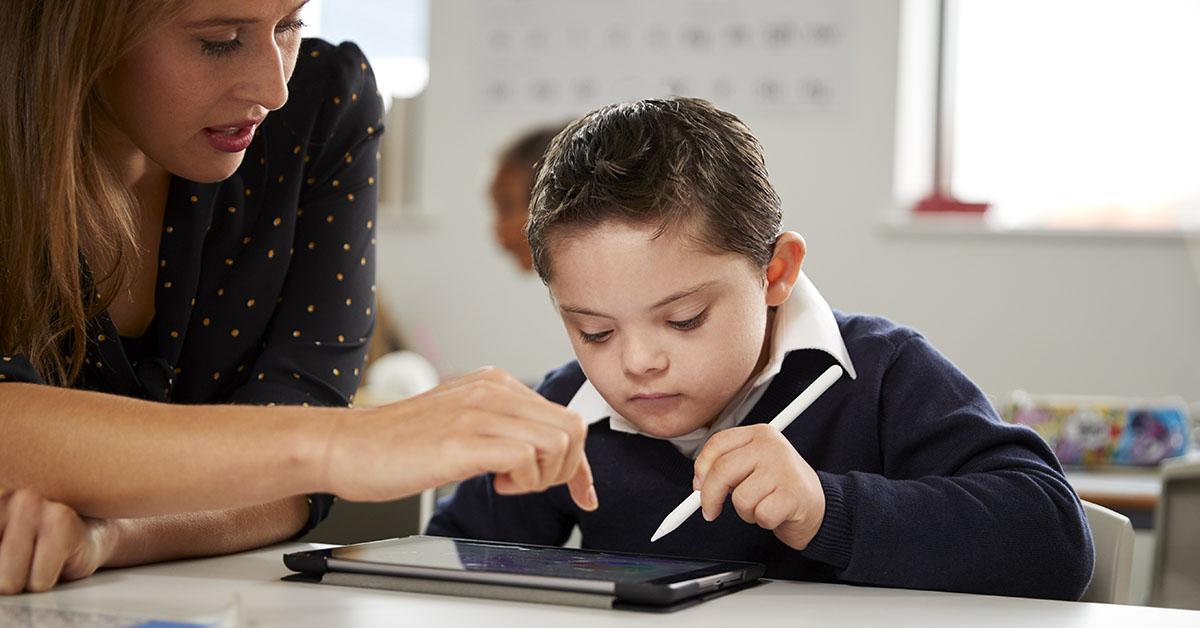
[
  {"x1": 0, "y1": 39, "x2": 383, "y2": 532},
  {"x1": 2, "y1": 38, "x2": 381, "y2": 406}
]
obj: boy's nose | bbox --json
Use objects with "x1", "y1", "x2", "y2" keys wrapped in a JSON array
[{"x1": 621, "y1": 337, "x2": 668, "y2": 377}]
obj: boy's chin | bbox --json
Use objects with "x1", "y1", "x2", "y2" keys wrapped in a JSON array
[{"x1": 624, "y1": 415, "x2": 710, "y2": 440}]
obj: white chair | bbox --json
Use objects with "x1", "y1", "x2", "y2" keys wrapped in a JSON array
[
  {"x1": 1148, "y1": 454, "x2": 1200, "y2": 610},
  {"x1": 1079, "y1": 500, "x2": 1134, "y2": 604},
  {"x1": 418, "y1": 483, "x2": 459, "y2": 533}
]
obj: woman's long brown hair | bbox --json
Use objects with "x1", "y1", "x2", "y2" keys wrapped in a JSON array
[{"x1": 0, "y1": 0, "x2": 185, "y2": 384}]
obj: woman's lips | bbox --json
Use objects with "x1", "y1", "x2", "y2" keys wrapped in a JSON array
[{"x1": 203, "y1": 123, "x2": 257, "y2": 153}]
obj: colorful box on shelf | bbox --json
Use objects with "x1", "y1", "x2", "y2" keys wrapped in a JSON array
[{"x1": 1003, "y1": 391, "x2": 1191, "y2": 467}]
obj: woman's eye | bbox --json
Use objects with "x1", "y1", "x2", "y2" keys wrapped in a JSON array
[
  {"x1": 276, "y1": 18, "x2": 307, "y2": 35},
  {"x1": 668, "y1": 309, "x2": 707, "y2": 331},
  {"x1": 200, "y1": 37, "x2": 242, "y2": 57},
  {"x1": 199, "y1": 18, "x2": 305, "y2": 58},
  {"x1": 579, "y1": 329, "x2": 612, "y2": 344}
]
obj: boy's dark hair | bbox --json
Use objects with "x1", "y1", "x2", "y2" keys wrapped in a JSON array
[{"x1": 527, "y1": 97, "x2": 782, "y2": 283}]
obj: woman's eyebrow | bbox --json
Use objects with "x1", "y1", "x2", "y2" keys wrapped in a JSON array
[
  {"x1": 184, "y1": 16, "x2": 258, "y2": 28},
  {"x1": 184, "y1": 0, "x2": 311, "y2": 28}
]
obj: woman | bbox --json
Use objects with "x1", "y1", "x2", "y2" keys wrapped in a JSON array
[{"x1": 0, "y1": 0, "x2": 596, "y2": 594}]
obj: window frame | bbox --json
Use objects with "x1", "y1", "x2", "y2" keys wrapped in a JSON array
[{"x1": 892, "y1": 0, "x2": 1200, "y2": 240}]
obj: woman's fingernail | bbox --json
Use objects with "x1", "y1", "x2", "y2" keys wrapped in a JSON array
[
  {"x1": 586, "y1": 486, "x2": 598, "y2": 510},
  {"x1": 692, "y1": 476, "x2": 700, "y2": 490}
]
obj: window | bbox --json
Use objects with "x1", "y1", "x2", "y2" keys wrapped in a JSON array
[
  {"x1": 910, "y1": 0, "x2": 1200, "y2": 233},
  {"x1": 305, "y1": 0, "x2": 430, "y2": 104}
]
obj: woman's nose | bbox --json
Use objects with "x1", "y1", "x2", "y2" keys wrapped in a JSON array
[{"x1": 237, "y1": 41, "x2": 290, "y2": 111}]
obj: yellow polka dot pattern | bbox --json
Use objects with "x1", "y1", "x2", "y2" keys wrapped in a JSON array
[{"x1": 0, "y1": 40, "x2": 381, "y2": 412}]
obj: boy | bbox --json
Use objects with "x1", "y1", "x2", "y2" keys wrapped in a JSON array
[{"x1": 428, "y1": 97, "x2": 1093, "y2": 600}]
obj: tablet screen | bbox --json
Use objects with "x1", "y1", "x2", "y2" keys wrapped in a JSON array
[{"x1": 331, "y1": 537, "x2": 726, "y2": 584}]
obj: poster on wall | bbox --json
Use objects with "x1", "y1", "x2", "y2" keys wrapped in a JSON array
[{"x1": 469, "y1": 0, "x2": 853, "y2": 117}]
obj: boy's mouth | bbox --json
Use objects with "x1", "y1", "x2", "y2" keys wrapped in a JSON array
[
  {"x1": 628, "y1": 392, "x2": 683, "y2": 415},
  {"x1": 630, "y1": 392, "x2": 677, "y2": 400}
]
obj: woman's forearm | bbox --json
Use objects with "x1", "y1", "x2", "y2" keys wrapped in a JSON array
[
  {"x1": 0, "y1": 383, "x2": 332, "y2": 518},
  {"x1": 103, "y1": 495, "x2": 310, "y2": 568},
  {"x1": 1, "y1": 368, "x2": 598, "y2": 522}
]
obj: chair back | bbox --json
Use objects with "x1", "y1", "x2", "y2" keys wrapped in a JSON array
[
  {"x1": 1149, "y1": 455, "x2": 1200, "y2": 609},
  {"x1": 1079, "y1": 500, "x2": 1134, "y2": 604}
]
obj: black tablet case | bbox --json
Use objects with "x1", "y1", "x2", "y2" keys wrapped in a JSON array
[{"x1": 281, "y1": 570, "x2": 762, "y2": 613}]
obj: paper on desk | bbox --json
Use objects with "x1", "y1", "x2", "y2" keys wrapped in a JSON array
[{"x1": 0, "y1": 593, "x2": 241, "y2": 628}]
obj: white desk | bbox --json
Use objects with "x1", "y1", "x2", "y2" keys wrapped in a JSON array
[
  {"x1": 1066, "y1": 469, "x2": 1162, "y2": 512},
  {"x1": 3, "y1": 543, "x2": 1199, "y2": 627}
]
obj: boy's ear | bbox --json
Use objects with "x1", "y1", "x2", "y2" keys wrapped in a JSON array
[{"x1": 764, "y1": 231, "x2": 806, "y2": 307}]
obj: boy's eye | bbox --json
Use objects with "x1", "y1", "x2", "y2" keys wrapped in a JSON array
[
  {"x1": 668, "y1": 309, "x2": 708, "y2": 331},
  {"x1": 578, "y1": 329, "x2": 612, "y2": 344}
]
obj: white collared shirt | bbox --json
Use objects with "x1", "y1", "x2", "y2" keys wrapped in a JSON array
[{"x1": 566, "y1": 271, "x2": 858, "y2": 458}]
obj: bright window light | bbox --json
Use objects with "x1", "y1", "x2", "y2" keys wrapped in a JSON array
[
  {"x1": 304, "y1": 0, "x2": 430, "y2": 104},
  {"x1": 951, "y1": 0, "x2": 1200, "y2": 231}
]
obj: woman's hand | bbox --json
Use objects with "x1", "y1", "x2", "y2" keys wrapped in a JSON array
[
  {"x1": 693, "y1": 424, "x2": 825, "y2": 550},
  {"x1": 0, "y1": 489, "x2": 115, "y2": 594},
  {"x1": 320, "y1": 367, "x2": 598, "y2": 511}
]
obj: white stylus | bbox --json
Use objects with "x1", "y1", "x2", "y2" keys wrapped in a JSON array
[{"x1": 649, "y1": 364, "x2": 844, "y2": 542}]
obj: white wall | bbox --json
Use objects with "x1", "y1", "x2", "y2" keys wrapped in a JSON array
[{"x1": 376, "y1": 1, "x2": 1200, "y2": 405}]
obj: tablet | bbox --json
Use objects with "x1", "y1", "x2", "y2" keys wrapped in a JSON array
[{"x1": 283, "y1": 535, "x2": 764, "y2": 610}]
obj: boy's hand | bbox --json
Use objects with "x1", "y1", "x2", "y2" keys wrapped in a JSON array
[{"x1": 693, "y1": 424, "x2": 825, "y2": 550}]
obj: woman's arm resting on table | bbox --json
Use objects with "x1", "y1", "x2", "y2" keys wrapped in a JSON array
[{"x1": 104, "y1": 495, "x2": 309, "y2": 568}]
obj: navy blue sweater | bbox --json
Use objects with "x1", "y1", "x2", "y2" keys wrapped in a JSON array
[{"x1": 427, "y1": 313, "x2": 1094, "y2": 600}]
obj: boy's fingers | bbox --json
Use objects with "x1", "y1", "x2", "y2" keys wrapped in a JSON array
[
  {"x1": 694, "y1": 426, "x2": 756, "y2": 486},
  {"x1": 566, "y1": 456, "x2": 598, "y2": 511},
  {"x1": 730, "y1": 471, "x2": 776, "y2": 525},
  {"x1": 752, "y1": 489, "x2": 793, "y2": 531},
  {"x1": 698, "y1": 452, "x2": 757, "y2": 521}
]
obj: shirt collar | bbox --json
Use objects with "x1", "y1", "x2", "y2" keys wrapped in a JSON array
[{"x1": 566, "y1": 271, "x2": 857, "y2": 434}]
